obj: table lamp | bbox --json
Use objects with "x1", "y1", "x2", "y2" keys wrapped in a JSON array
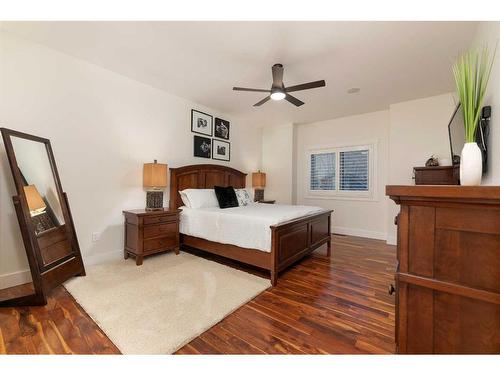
[
  {"x1": 143, "y1": 160, "x2": 168, "y2": 210},
  {"x1": 252, "y1": 170, "x2": 266, "y2": 202}
]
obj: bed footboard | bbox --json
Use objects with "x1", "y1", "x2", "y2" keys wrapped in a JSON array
[{"x1": 270, "y1": 210, "x2": 332, "y2": 286}]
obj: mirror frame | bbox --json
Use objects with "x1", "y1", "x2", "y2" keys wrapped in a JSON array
[{"x1": 0, "y1": 127, "x2": 86, "y2": 306}]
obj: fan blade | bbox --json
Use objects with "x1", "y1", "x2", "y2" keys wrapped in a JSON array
[
  {"x1": 285, "y1": 80, "x2": 326, "y2": 93},
  {"x1": 233, "y1": 87, "x2": 271, "y2": 92},
  {"x1": 253, "y1": 96, "x2": 271, "y2": 106},
  {"x1": 272, "y1": 64, "x2": 284, "y2": 87},
  {"x1": 285, "y1": 94, "x2": 304, "y2": 107}
]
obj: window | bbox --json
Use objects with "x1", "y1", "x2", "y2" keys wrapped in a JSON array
[
  {"x1": 308, "y1": 143, "x2": 375, "y2": 199},
  {"x1": 339, "y1": 149, "x2": 369, "y2": 191},
  {"x1": 310, "y1": 152, "x2": 336, "y2": 191}
]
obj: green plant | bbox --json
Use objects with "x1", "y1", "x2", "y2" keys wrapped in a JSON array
[{"x1": 453, "y1": 45, "x2": 496, "y2": 142}]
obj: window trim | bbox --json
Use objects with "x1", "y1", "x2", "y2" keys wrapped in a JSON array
[{"x1": 306, "y1": 141, "x2": 378, "y2": 201}]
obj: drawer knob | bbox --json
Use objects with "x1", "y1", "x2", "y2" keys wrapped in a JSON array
[{"x1": 389, "y1": 284, "x2": 396, "y2": 295}]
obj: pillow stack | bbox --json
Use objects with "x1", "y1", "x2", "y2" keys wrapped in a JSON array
[{"x1": 180, "y1": 187, "x2": 253, "y2": 209}]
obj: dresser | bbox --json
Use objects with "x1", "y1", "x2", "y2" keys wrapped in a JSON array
[
  {"x1": 387, "y1": 185, "x2": 500, "y2": 354},
  {"x1": 123, "y1": 209, "x2": 180, "y2": 265}
]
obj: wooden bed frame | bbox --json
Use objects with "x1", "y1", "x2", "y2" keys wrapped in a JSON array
[{"x1": 169, "y1": 164, "x2": 332, "y2": 286}]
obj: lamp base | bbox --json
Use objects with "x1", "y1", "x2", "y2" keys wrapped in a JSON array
[
  {"x1": 146, "y1": 191, "x2": 164, "y2": 211},
  {"x1": 254, "y1": 189, "x2": 264, "y2": 202}
]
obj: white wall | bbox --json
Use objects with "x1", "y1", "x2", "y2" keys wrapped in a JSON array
[
  {"x1": 386, "y1": 93, "x2": 456, "y2": 243},
  {"x1": 261, "y1": 124, "x2": 294, "y2": 204},
  {"x1": 295, "y1": 111, "x2": 390, "y2": 240},
  {"x1": 473, "y1": 22, "x2": 500, "y2": 185},
  {"x1": 289, "y1": 93, "x2": 456, "y2": 244},
  {"x1": 0, "y1": 31, "x2": 262, "y2": 288}
]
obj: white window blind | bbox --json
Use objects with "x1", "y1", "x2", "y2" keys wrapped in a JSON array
[
  {"x1": 339, "y1": 150, "x2": 369, "y2": 191},
  {"x1": 308, "y1": 143, "x2": 375, "y2": 199},
  {"x1": 310, "y1": 152, "x2": 336, "y2": 191}
]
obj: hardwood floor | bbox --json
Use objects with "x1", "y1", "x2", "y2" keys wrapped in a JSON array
[{"x1": 0, "y1": 235, "x2": 396, "y2": 354}]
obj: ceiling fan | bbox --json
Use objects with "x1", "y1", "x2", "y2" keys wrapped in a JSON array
[{"x1": 233, "y1": 63, "x2": 326, "y2": 107}]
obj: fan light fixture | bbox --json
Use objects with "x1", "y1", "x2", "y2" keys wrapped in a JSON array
[
  {"x1": 270, "y1": 91, "x2": 286, "y2": 101},
  {"x1": 233, "y1": 63, "x2": 326, "y2": 107}
]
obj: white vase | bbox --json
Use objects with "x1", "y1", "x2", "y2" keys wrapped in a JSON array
[{"x1": 460, "y1": 142, "x2": 482, "y2": 186}]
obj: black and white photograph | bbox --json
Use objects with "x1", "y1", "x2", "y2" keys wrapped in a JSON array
[
  {"x1": 193, "y1": 135, "x2": 212, "y2": 158},
  {"x1": 212, "y1": 139, "x2": 230, "y2": 161},
  {"x1": 214, "y1": 117, "x2": 230, "y2": 140},
  {"x1": 191, "y1": 109, "x2": 213, "y2": 136}
]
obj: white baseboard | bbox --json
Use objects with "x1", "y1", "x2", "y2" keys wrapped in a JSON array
[
  {"x1": 84, "y1": 249, "x2": 123, "y2": 266},
  {"x1": 0, "y1": 250, "x2": 122, "y2": 289},
  {"x1": 332, "y1": 225, "x2": 387, "y2": 241},
  {"x1": 386, "y1": 235, "x2": 397, "y2": 246},
  {"x1": 0, "y1": 269, "x2": 32, "y2": 289}
]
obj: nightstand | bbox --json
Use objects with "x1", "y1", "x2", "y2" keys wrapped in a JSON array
[
  {"x1": 258, "y1": 200, "x2": 276, "y2": 204},
  {"x1": 123, "y1": 208, "x2": 180, "y2": 265}
]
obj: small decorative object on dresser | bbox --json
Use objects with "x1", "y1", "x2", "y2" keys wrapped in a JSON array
[
  {"x1": 413, "y1": 165, "x2": 460, "y2": 185},
  {"x1": 252, "y1": 170, "x2": 266, "y2": 202},
  {"x1": 123, "y1": 209, "x2": 180, "y2": 265},
  {"x1": 452, "y1": 46, "x2": 495, "y2": 186},
  {"x1": 191, "y1": 109, "x2": 213, "y2": 136},
  {"x1": 212, "y1": 139, "x2": 230, "y2": 161},
  {"x1": 143, "y1": 160, "x2": 168, "y2": 210}
]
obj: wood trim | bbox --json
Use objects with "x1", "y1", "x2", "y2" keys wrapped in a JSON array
[
  {"x1": 398, "y1": 272, "x2": 500, "y2": 305},
  {"x1": 387, "y1": 185, "x2": 500, "y2": 202},
  {"x1": 181, "y1": 235, "x2": 272, "y2": 270}
]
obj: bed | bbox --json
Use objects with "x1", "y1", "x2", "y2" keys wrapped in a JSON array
[{"x1": 169, "y1": 164, "x2": 332, "y2": 285}]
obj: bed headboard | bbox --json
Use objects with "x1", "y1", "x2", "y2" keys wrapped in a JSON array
[{"x1": 169, "y1": 164, "x2": 247, "y2": 209}]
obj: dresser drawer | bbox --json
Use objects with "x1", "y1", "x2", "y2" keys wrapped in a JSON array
[
  {"x1": 143, "y1": 215, "x2": 177, "y2": 225},
  {"x1": 143, "y1": 222, "x2": 177, "y2": 239},
  {"x1": 143, "y1": 235, "x2": 178, "y2": 252}
]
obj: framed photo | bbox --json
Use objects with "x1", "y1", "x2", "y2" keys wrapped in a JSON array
[
  {"x1": 193, "y1": 135, "x2": 212, "y2": 158},
  {"x1": 214, "y1": 117, "x2": 230, "y2": 140},
  {"x1": 212, "y1": 139, "x2": 230, "y2": 161},
  {"x1": 191, "y1": 109, "x2": 213, "y2": 136}
]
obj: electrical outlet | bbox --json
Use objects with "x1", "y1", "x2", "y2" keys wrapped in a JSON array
[{"x1": 92, "y1": 232, "x2": 101, "y2": 242}]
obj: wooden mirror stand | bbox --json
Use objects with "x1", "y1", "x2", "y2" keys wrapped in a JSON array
[{"x1": 0, "y1": 128, "x2": 86, "y2": 307}]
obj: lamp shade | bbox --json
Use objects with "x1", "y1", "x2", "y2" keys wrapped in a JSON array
[
  {"x1": 23, "y1": 185, "x2": 46, "y2": 213},
  {"x1": 143, "y1": 160, "x2": 168, "y2": 188},
  {"x1": 252, "y1": 171, "x2": 266, "y2": 188}
]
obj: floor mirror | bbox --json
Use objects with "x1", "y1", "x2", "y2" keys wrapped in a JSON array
[{"x1": 0, "y1": 128, "x2": 85, "y2": 306}]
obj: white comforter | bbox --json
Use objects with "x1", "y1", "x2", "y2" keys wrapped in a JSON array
[{"x1": 179, "y1": 203, "x2": 325, "y2": 252}]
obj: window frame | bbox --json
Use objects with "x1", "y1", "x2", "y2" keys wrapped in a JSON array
[{"x1": 306, "y1": 141, "x2": 377, "y2": 201}]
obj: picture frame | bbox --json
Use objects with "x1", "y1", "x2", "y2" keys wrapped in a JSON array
[
  {"x1": 214, "y1": 117, "x2": 230, "y2": 140},
  {"x1": 212, "y1": 139, "x2": 230, "y2": 161},
  {"x1": 191, "y1": 109, "x2": 213, "y2": 136},
  {"x1": 193, "y1": 135, "x2": 212, "y2": 158}
]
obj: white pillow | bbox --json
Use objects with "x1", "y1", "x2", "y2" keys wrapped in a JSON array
[
  {"x1": 180, "y1": 188, "x2": 219, "y2": 209},
  {"x1": 235, "y1": 188, "x2": 253, "y2": 206},
  {"x1": 179, "y1": 191, "x2": 191, "y2": 207}
]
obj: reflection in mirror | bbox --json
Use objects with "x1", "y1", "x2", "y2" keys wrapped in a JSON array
[{"x1": 11, "y1": 136, "x2": 72, "y2": 267}]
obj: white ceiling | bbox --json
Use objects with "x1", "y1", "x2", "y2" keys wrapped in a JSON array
[{"x1": 1, "y1": 21, "x2": 478, "y2": 126}]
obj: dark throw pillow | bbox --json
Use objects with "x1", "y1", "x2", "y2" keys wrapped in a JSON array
[{"x1": 214, "y1": 186, "x2": 239, "y2": 209}]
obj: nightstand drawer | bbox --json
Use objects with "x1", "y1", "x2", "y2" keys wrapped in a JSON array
[
  {"x1": 143, "y1": 235, "x2": 178, "y2": 252},
  {"x1": 143, "y1": 215, "x2": 177, "y2": 225},
  {"x1": 143, "y1": 222, "x2": 177, "y2": 239}
]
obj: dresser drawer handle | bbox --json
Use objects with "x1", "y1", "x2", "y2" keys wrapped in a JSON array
[
  {"x1": 389, "y1": 284, "x2": 396, "y2": 295},
  {"x1": 394, "y1": 214, "x2": 399, "y2": 225}
]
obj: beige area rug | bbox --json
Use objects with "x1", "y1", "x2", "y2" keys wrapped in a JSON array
[{"x1": 64, "y1": 251, "x2": 270, "y2": 354}]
